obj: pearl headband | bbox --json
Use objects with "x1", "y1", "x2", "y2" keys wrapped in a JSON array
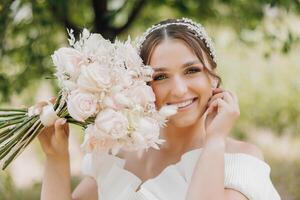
[{"x1": 136, "y1": 18, "x2": 217, "y2": 63}]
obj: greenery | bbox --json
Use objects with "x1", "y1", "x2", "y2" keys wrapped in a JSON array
[
  {"x1": 1, "y1": 0, "x2": 300, "y2": 102},
  {"x1": 0, "y1": 0, "x2": 300, "y2": 199}
]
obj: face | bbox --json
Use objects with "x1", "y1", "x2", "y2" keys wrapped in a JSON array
[{"x1": 149, "y1": 39, "x2": 214, "y2": 127}]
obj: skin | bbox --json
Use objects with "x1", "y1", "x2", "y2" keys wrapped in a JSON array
[{"x1": 39, "y1": 39, "x2": 264, "y2": 200}]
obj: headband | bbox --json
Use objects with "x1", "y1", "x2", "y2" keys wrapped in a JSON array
[{"x1": 136, "y1": 18, "x2": 217, "y2": 63}]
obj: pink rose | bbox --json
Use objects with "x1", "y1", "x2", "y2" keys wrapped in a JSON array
[
  {"x1": 52, "y1": 47, "x2": 84, "y2": 80},
  {"x1": 81, "y1": 125, "x2": 116, "y2": 153},
  {"x1": 94, "y1": 109, "x2": 129, "y2": 139},
  {"x1": 128, "y1": 83, "x2": 155, "y2": 107},
  {"x1": 77, "y1": 63, "x2": 112, "y2": 92},
  {"x1": 67, "y1": 89, "x2": 98, "y2": 122}
]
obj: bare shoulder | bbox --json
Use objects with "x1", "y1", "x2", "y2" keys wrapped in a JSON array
[{"x1": 226, "y1": 137, "x2": 264, "y2": 161}]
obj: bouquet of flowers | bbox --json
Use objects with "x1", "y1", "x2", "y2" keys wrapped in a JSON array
[{"x1": 0, "y1": 29, "x2": 177, "y2": 170}]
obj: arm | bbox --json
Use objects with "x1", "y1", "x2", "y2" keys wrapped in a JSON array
[
  {"x1": 41, "y1": 154, "x2": 72, "y2": 200},
  {"x1": 36, "y1": 98, "x2": 98, "y2": 200},
  {"x1": 40, "y1": 120, "x2": 99, "y2": 200},
  {"x1": 186, "y1": 88, "x2": 247, "y2": 200},
  {"x1": 185, "y1": 136, "x2": 249, "y2": 200},
  {"x1": 39, "y1": 119, "x2": 72, "y2": 200}
]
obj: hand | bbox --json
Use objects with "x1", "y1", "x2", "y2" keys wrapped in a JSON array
[
  {"x1": 204, "y1": 88, "x2": 240, "y2": 140},
  {"x1": 38, "y1": 119, "x2": 70, "y2": 160},
  {"x1": 33, "y1": 98, "x2": 70, "y2": 160}
]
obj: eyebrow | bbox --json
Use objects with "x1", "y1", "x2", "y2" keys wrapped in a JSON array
[{"x1": 152, "y1": 60, "x2": 201, "y2": 72}]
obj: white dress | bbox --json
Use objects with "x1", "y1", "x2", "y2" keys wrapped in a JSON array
[{"x1": 82, "y1": 148, "x2": 281, "y2": 200}]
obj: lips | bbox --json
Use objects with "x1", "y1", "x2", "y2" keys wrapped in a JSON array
[{"x1": 167, "y1": 97, "x2": 198, "y2": 109}]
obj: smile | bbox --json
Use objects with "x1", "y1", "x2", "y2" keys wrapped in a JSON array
[{"x1": 167, "y1": 98, "x2": 198, "y2": 110}]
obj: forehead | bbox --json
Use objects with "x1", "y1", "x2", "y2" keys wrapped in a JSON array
[{"x1": 149, "y1": 39, "x2": 199, "y2": 68}]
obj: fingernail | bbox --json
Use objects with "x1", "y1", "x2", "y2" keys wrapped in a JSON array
[{"x1": 60, "y1": 118, "x2": 67, "y2": 125}]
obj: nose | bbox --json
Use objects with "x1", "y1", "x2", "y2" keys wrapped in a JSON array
[{"x1": 171, "y1": 76, "x2": 188, "y2": 98}]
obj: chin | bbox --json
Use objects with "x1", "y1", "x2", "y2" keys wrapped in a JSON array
[{"x1": 168, "y1": 114, "x2": 199, "y2": 128}]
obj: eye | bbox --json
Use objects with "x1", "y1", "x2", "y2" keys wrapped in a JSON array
[
  {"x1": 153, "y1": 73, "x2": 168, "y2": 81},
  {"x1": 185, "y1": 67, "x2": 201, "y2": 74}
]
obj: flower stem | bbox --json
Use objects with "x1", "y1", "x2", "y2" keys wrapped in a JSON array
[{"x1": 0, "y1": 108, "x2": 27, "y2": 112}]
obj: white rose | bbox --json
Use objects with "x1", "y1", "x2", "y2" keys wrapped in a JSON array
[
  {"x1": 67, "y1": 89, "x2": 98, "y2": 122},
  {"x1": 95, "y1": 109, "x2": 129, "y2": 139},
  {"x1": 77, "y1": 62, "x2": 112, "y2": 92},
  {"x1": 52, "y1": 47, "x2": 84, "y2": 80}
]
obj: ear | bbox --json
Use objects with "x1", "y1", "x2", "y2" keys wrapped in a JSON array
[
  {"x1": 208, "y1": 76, "x2": 218, "y2": 89},
  {"x1": 211, "y1": 79, "x2": 218, "y2": 89}
]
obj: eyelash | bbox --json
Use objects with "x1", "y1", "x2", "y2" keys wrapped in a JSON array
[
  {"x1": 152, "y1": 67, "x2": 201, "y2": 81},
  {"x1": 185, "y1": 67, "x2": 201, "y2": 74},
  {"x1": 152, "y1": 74, "x2": 166, "y2": 81}
]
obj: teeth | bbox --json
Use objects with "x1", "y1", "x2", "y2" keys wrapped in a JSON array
[{"x1": 171, "y1": 99, "x2": 194, "y2": 108}]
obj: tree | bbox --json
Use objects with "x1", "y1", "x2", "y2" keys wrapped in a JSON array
[{"x1": 0, "y1": 0, "x2": 299, "y2": 102}]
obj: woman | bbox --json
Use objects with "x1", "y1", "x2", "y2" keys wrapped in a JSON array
[{"x1": 39, "y1": 18, "x2": 281, "y2": 200}]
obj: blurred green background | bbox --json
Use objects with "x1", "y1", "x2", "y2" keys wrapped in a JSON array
[{"x1": 0, "y1": 0, "x2": 300, "y2": 199}]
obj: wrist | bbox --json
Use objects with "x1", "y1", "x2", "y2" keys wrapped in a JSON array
[
  {"x1": 46, "y1": 153, "x2": 70, "y2": 163},
  {"x1": 204, "y1": 135, "x2": 226, "y2": 151}
]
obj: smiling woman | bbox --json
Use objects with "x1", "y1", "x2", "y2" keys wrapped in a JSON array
[
  {"x1": 40, "y1": 18, "x2": 281, "y2": 200},
  {"x1": 148, "y1": 39, "x2": 213, "y2": 127}
]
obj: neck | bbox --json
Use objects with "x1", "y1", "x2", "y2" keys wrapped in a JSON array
[{"x1": 160, "y1": 114, "x2": 206, "y2": 155}]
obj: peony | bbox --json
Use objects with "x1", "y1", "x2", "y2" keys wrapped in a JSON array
[
  {"x1": 131, "y1": 117, "x2": 162, "y2": 149},
  {"x1": 82, "y1": 33, "x2": 113, "y2": 58},
  {"x1": 127, "y1": 83, "x2": 155, "y2": 107},
  {"x1": 102, "y1": 86, "x2": 131, "y2": 110},
  {"x1": 67, "y1": 89, "x2": 98, "y2": 122},
  {"x1": 52, "y1": 47, "x2": 84, "y2": 80},
  {"x1": 102, "y1": 93, "x2": 130, "y2": 110},
  {"x1": 135, "y1": 117, "x2": 160, "y2": 140},
  {"x1": 77, "y1": 62, "x2": 112, "y2": 92},
  {"x1": 94, "y1": 109, "x2": 129, "y2": 139},
  {"x1": 112, "y1": 69, "x2": 133, "y2": 89},
  {"x1": 81, "y1": 125, "x2": 116, "y2": 153}
]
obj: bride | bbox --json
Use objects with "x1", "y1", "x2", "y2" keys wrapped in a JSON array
[{"x1": 39, "y1": 18, "x2": 281, "y2": 200}]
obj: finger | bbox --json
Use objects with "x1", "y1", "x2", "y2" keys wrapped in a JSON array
[
  {"x1": 64, "y1": 122, "x2": 70, "y2": 138},
  {"x1": 212, "y1": 88, "x2": 224, "y2": 94},
  {"x1": 48, "y1": 97, "x2": 56, "y2": 104},
  {"x1": 54, "y1": 118, "x2": 68, "y2": 142},
  {"x1": 207, "y1": 98, "x2": 219, "y2": 114},
  {"x1": 208, "y1": 93, "x2": 224, "y2": 106},
  {"x1": 31, "y1": 101, "x2": 48, "y2": 115},
  {"x1": 227, "y1": 90, "x2": 238, "y2": 103},
  {"x1": 207, "y1": 98, "x2": 228, "y2": 114},
  {"x1": 33, "y1": 97, "x2": 56, "y2": 113},
  {"x1": 208, "y1": 91, "x2": 232, "y2": 106},
  {"x1": 222, "y1": 91, "x2": 234, "y2": 104},
  {"x1": 38, "y1": 126, "x2": 54, "y2": 145}
]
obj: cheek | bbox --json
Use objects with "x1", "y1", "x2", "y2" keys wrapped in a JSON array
[
  {"x1": 150, "y1": 83, "x2": 167, "y2": 108},
  {"x1": 191, "y1": 77, "x2": 213, "y2": 102},
  {"x1": 191, "y1": 76, "x2": 211, "y2": 92}
]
